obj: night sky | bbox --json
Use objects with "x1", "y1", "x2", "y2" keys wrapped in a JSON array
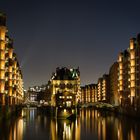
[{"x1": 1, "y1": 0, "x2": 140, "y2": 89}]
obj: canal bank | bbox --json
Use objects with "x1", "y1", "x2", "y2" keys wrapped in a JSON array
[
  {"x1": 95, "y1": 106, "x2": 140, "y2": 119},
  {"x1": 81, "y1": 102, "x2": 140, "y2": 118}
]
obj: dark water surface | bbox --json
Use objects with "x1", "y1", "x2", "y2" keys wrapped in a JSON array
[{"x1": 0, "y1": 108, "x2": 140, "y2": 140}]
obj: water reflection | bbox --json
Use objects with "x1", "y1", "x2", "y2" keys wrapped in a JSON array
[
  {"x1": 0, "y1": 110, "x2": 24, "y2": 140},
  {"x1": 80, "y1": 108, "x2": 140, "y2": 140},
  {"x1": 50, "y1": 118, "x2": 80, "y2": 140},
  {"x1": 0, "y1": 108, "x2": 140, "y2": 140}
]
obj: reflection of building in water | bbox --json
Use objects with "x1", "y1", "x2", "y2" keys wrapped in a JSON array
[
  {"x1": 8, "y1": 116, "x2": 24, "y2": 140},
  {"x1": 81, "y1": 109, "x2": 108, "y2": 140},
  {"x1": 0, "y1": 108, "x2": 139, "y2": 140},
  {"x1": 80, "y1": 109, "x2": 140, "y2": 140},
  {"x1": 50, "y1": 119, "x2": 80, "y2": 140}
]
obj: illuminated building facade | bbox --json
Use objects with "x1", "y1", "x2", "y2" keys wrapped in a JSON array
[
  {"x1": 97, "y1": 74, "x2": 110, "y2": 103},
  {"x1": 97, "y1": 78, "x2": 103, "y2": 102},
  {"x1": 49, "y1": 67, "x2": 80, "y2": 118},
  {"x1": 81, "y1": 84, "x2": 97, "y2": 104},
  {"x1": 26, "y1": 85, "x2": 47, "y2": 104},
  {"x1": 81, "y1": 75, "x2": 109, "y2": 104},
  {"x1": 109, "y1": 62, "x2": 119, "y2": 106},
  {"x1": 0, "y1": 12, "x2": 24, "y2": 106},
  {"x1": 118, "y1": 34, "x2": 140, "y2": 110},
  {"x1": 81, "y1": 86, "x2": 86, "y2": 104}
]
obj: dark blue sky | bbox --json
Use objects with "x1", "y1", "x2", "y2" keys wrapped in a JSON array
[{"x1": 1, "y1": 0, "x2": 140, "y2": 89}]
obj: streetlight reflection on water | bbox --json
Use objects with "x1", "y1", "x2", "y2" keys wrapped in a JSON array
[
  {"x1": 0, "y1": 108, "x2": 140, "y2": 140},
  {"x1": 50, "y1": 116, "x2": 80, "y2": 140}
]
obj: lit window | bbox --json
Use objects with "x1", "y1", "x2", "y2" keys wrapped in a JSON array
[
  {"x1": 66, "y1": 101, "x2": 71, "y2": 107},
  {"x1": 119, "y1": 86, "x2": 123, "y2": 90},
  {"x1": 131, "y1": 81, "x2": 135, "y2": 87},
  {"x1": 130, "y1": 51, "x2": 135, "y2": 59},
  {"x1": 59, "y1": 96, "x2": 65, "y2": 99},
  {"x1": 130, "y1": 41, "x2": 134, "y2": 50},
  {"x1": 131, "y1": 74, "x2": 135, "y2": 80},
  {"x1": 0, "y1": 61, "x2": 5, "y2": 69},
  {"x1": 119, "y1": 56, "x2": 122, "y2": 62},
  {"x1": 131, "y1": 60, "x2": 135, "y2": 66},
  {"x1": 119, "y1": 63, "x2": 123, "y2": 69},
  {"x1": 0, "y1": 31, "x2": 5, "y2": 42},
  {"x1": 131, "y1": 89, "x2": 135, "y2": 96},
  {"x1": 130, "y1": 67, "x2": 135, "y2": 73}
]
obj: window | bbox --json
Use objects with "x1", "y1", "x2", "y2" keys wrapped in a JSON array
[{"x1": 66, "y1": 101, "x2": 71, "y2": 107}]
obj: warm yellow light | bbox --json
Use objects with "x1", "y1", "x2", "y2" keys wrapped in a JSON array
[
  {"x1": 130, "y1": 41, "x2": 134, "y2": 50},
  {"x1": 0, "y1": 28, "x2": 6, "y2": 41},
  {"x1": 120, "y1": 69, "x2": 123, "y2": 74},
  {"x1": 64, "y1": 109, "x2": 66, "y2": 113},
  {"x1": 130, "y1": 51, "x2": 135, "y2": 59},
  {"x1": 119, "y1": 63, "x2": 123, "y2": 70},
  {"x1": 59, "y1": 96, "x2": 65, "y2": 99},
  {"x1": 9, "y1": 80, "x2": 12, "y2": 86},
  {"x1": 119, "y1": 86, "x2": 123, "y2": 91},
  {"x1": 9, "y1": 73, "x2": 12, "y2": 79},
  {"x1": 9, "y1": 49, "x2": 13, "y2": 58},
  {"x1": 119, "y1": 55, "x2": 122, "y2": 62},
  {"x1": 0, "y1": 51, "x2": 5, "y2": 59},
  {"x1": 119, "y1": 81, "x2": 123, "y2": 85},
  {"x1": 0, "y1": 61, "x2": 5, "y2": 69},
  {"x1": 131, "y1": 89, "x2": 135, "y2": 96},
  {"x1": 130, "y1": 60, "x2": 135, "y2": 66},
  {"x1": 131, "y1": 74, "x2": 135, "y2": 80},
  {"x1": 0, "y1": 82, "x2": 5, "y2": 93},
  {"x1": 131, "y1": 81, "x2": 135, "y2": 87},
  {"x1": 119, "y1": 75, "x2": 123, "y2": 80},
  {"x1": 0, "y1": 70, "x2": 5, "y2": 79},
  {"x1": 130, "y1": 67, "x2": 135, "y2": 73}
]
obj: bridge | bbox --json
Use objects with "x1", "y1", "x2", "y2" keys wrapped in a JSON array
[{"x1": 81, "y1": 102, "x2": 115, "y2": 109}]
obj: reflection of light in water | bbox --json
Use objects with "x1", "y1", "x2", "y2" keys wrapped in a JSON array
[
  {"x1": 50, "y1": 119, "x2": 56, "y2": 140},
  {"x1": 129, "y1": 129, "x2": 135, "y2": 140},
  {"x1": 102, "y1": 119, "x2": 106, "y2": 140},
  {"x1": 75, "y1": 119, "x2": 77, "y2": 128},
  {"x1": 17, "y1": 119, "x2": 23, "y2": 140},
  {"x1": 118, "y1": 129, "x2": 120, "y2": 139},
  {"x1": 98, "y1": 119, "x2": 101, "y2": 140},
  {"x1": 63, "y1": 121, "x2": 71, "y2": 139},
  {"x1": 31, "y1": 109, "x2": 35, "y2": 120},
  {"x1": 89, "y1": 110, "x2": 91, "y2": 118},
  {"x1": 14, "y1": 108, "x2": 139, "y2": 140},
  {"x1": 75, "y1": 118, "x2": 80, "y2": 140},
  {"x1": 117, "y1": 122, "x2": 123, "y2": 140},
  {"x1": 56, "y1": 119, "x2": 58, "y2": 135},
  {"x1": 9, "y1": 117, "x2": 24, "y2": 140},
  {"x1": 21, "y1": 110, "x2": 24, "y2": 117}
]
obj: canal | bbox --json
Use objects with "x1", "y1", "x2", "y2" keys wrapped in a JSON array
[{"x1": 0, "y1": 108, "x2": 140, "y2": 140}]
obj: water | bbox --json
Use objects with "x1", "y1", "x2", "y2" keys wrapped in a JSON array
[{"x1": 0, "y1": 108, "x2": 140, "y2": 140}]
